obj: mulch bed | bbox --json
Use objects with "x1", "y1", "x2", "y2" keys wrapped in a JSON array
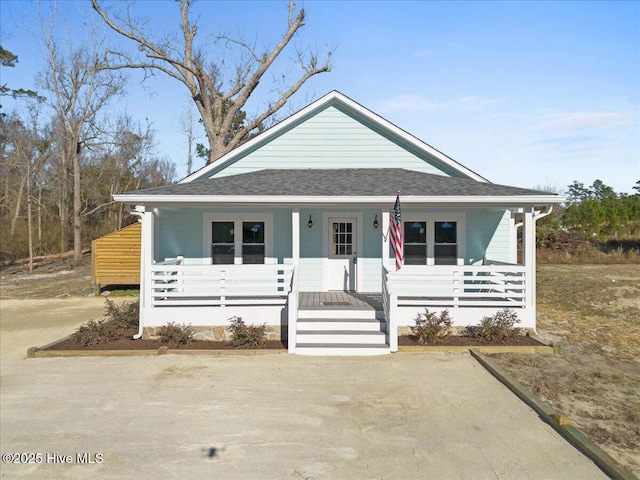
[
  {"x1": 42, "y1": 329, "x2": 543, "y2": 351},
  {"x1": 398, "y1": 335, "x2": 544, "y2": 347},
  {"x1": 44, "y1": 329, "x2": 287, "y2": 351}
]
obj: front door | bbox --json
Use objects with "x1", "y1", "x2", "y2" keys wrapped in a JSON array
[{"x1": 327, "y1": 217, "x2": 357, "y2": 291}]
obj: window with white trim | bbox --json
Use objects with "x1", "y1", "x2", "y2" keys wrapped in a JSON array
[
  {"x1": 206, "y1": 214, "x2": 272, "y2": 264},
  {"x1": 401, "y1": 214, "x2": 464, "y2": 265}
]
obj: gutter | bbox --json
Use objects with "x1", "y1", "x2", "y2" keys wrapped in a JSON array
[{"x1": 515, "y1": 205, "x2": 554, "y2": 229}]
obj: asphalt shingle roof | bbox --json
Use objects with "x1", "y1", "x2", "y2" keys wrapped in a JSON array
[{"x1": 122, "y1": 169, "x2": 554, "y2": 197}]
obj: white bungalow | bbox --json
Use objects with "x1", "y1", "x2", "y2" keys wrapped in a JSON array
[{"x1": 114, "y1": 91, "x2": 564, "y2": 355}]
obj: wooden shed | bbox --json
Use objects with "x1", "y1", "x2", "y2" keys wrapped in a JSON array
[{"x1": 91, "y1": 222, "x2": 141, "y2": 293}]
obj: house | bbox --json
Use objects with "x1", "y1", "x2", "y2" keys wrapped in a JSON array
[{"x1": 113, "y1": 91, "x2": 564, "y2": 355}]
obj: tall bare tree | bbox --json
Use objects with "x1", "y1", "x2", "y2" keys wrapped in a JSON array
[
  {"x1": 37, "y1": 8, "x2": 126, "y2": 264},
  {"x1": 92, "y1": 0, "x2": 333, "y2": 164}
]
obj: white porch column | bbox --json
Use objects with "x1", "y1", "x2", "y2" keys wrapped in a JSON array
[
  {"x1": 382, "y1": 210, "x2": 390, "y2": 270},
  {"x1": 288, "y1": 209, "x2": 300, "y2": 353},
  {"x1": 291, "y1": 209, "x2": 300, "y2": 266},
  {"x1": 522, "y1": 207, "x2": 536, "y2": 313},
  {"x1": 135, "y1": 205, "x2": 155, "y2": 338}
]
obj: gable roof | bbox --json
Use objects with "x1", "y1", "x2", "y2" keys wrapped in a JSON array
[
  {"x1": 115, "y1": 168, "x2": 563, "y2": 206},
  {"x1": 181, "y1": 91, "x2": 489, "y2": 183}
]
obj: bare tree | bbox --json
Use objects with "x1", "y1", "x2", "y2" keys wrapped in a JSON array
[
  {"x1": 178, "y1": 102, "x2": 197, "y2": 176},
  {"x1": 92, "y1": 0, "x2": 333, "y2": 163},
  {"x1": 36, "y1": 7, "x2": 126, "y2": 264}
]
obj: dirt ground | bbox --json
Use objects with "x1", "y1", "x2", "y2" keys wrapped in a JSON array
[
  {"x1": 489, "y1": 264, "x2": 640, "y2": 478},
  {"x1": 1, "y1": 260, "x2": 639, "y2": 476}
]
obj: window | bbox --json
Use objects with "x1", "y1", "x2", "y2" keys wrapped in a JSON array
[
  {"x1": 331, "y1": 222, "x2": 353, "y2": 255},
  {"x1": 211, "y1": 222, "x2": 234, "y2": 264},
  {"x1": 434, "y1": 221, "x2": 457, "y2": 265},
  {"x1": 242, "y1": 222, "x2": 265, "y2": 264},
  {"x1": 404, "y1": 221, "x2": 426, "y2": 265},
  {"x1": 401, "y1": 216, "x2": 464, "y2": 265},
  {"x1": 206, "y1": 215, "x2": 272, "y2": 264}
]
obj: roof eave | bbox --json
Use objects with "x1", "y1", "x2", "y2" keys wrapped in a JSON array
[{"x1": 114, "y1": 194, "x2": 566, "y2": 206}]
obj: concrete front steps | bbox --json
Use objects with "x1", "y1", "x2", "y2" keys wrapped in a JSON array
[{"x1": 295, "y1": 309, "x2": 390, "y2": 356}]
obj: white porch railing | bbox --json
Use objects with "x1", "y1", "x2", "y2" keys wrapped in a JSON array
[
  {"x1": 149, "y1": 262, "x2": 295, "y2": 307},
  {"x1": 382, "y1": 264, "x2": 528, "y2": 352}
]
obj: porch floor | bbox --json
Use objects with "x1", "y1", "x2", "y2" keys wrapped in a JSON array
[{"x1": 298, "y1": 292, "x2": 383, "y2": 311}]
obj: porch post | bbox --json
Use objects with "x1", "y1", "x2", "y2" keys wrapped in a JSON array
[
  {"x1": 292, "y1": 209, "x2": 300, "y2": 265},
  {"x1": 289, "y1": 209, "x2": 300, "y2": 353},
  {"x1": 522, "y1": 207, "x2": 536, "y2": 313},
  {"x1": 135, "y1": 205, "x2": 155, "y2": 338},
  {"x1": 382, "y1": 210, "x2": 390, "y2": 270}
]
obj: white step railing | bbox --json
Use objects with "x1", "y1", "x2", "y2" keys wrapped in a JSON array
[{"x1": 149, "y1": 263, "x2": 294, "y2": 307}]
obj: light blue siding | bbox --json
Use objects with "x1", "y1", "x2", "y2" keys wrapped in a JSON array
[
  {"x1": 298, "y1": 209, "x2": 323, "y2": 291},
  {"x1": 156, "y1": 206, "x2": 513, "y2": 292},
  {"x1": 207, "y1": 106, "x2": 460, "y2": 178},
  {"x1": 156, "y1": 207, "x2": 292, "y2": 262},
  {"x1": 466, "y1": 210, "x2": 512, "y2": 264},
  {"x1": 157, "y1": 208, "x2": 203, "y2": 260}
]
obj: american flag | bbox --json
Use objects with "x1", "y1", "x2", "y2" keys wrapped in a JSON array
[{"x1": 389, "y1": 194, "x2": 404, "y2": 271}]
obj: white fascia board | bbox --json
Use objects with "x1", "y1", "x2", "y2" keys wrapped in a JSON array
[
  {"x1": 113, "y1": 194, "x2": 566, "y2": 207},
  {"x1": 180, "y1": 91, "x2": 488, "y2": 184}
]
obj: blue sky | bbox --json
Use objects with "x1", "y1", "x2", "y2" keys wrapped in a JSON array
[{"x1": 2, "y1": 0, "x2": 638, "y2": 194}]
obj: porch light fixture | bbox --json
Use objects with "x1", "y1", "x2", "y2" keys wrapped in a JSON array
[
  {"x1": 307, "y1": 215, "x2": 313, "y2": 228},
  {"x1": 373, "y1": 215, "x2": 379, "y2": 229}
]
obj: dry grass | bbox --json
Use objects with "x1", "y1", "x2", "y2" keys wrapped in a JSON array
[{"x1": 490, "y1": 264, "x2": 640, "y2": 477}]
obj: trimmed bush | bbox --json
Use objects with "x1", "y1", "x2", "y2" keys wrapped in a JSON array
[
  {"x1": 410, "y1": 309, "x2": 452, "y2": 345},
  {"x1": 473, "y1": 308, "x2": 521, "y2": 343},
  {"x1": 104, "y1": 298, "x2": 139, "y2": 332},
  {"x1": 157, "y1": 322, "x2": 195, "y2": 348},
  {"x1": 72, "y1": 319, "x2": 121, "y2": 347},
  {"x1": 229, "y1": 316, "x2": 267, "y2": 348}
]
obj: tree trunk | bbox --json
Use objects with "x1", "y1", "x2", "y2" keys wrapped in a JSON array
[
  {"x1": 10, "y1": 173, "x2": 27, "y2": 237},
  {"x1": 73, "y1": 145, "x2": 82, "y2": 265},
  {"x1": 59, "y1": 151, "x2": 69, "y2": 253},
  {"x1": 27, "y1": 160, "x2": 34, "y2": 274}
]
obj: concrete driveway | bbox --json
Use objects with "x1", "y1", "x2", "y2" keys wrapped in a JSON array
[{"x1": 0, "y1": 299, "x2": 608, "y2": 479}]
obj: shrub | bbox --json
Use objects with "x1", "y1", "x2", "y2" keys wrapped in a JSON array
[
  {"x1": 158, "y1": 322, "x2": 195, "y2": 348},
  {"x1": 410, "y1": 309, "x2": 452, "y2": 345},
  {"x1": 72, "y1": 319, "x2": 121, "y2": 347},
  {"x1": 473, "y1": 308, "x2": 521, "y2": 343},
  {"x1": 104, "y1": 298, "x2": 139, "y2": 332},
  {"x1": 228, "y1": 316, "x2": 267, "y2": 348}
]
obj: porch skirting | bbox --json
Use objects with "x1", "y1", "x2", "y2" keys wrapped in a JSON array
[{"x1": 142, "y1": 325, "x2": 283, "y2": 342}]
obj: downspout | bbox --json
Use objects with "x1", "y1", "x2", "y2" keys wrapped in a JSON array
[
  {"x1": 515, "y1": 205, "x2": 554, "y2": 229},
  {"x1": 127, "y1": 206, "x2": 145, "y2": 340}
]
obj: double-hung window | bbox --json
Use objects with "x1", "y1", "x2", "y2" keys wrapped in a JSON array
[
  {"x1": 400, "y1": 214, "x2": 464, "y2": 265},
  {"x1": 207, "y1": 214, "x2": 271, "y2": 264}
]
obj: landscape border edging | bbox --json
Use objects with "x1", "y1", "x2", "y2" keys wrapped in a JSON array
[
  {"x1": 470, "y1": 349, "x2": 639, "y2": 480},
  {"x1": 398, "y1": 345, "x2": 554, "y2": 355}
]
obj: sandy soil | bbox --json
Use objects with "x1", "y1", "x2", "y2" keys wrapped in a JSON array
[
  {"x1": 489, "y1": 264, "x2": 640, "y2": 477},
  {"x1": 1, "y1": 260, "x2": 638, "y2": 476}
]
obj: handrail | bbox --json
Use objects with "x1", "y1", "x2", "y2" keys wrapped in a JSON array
[{"x1": 287, "y1": 266, "x2": 299, "y2": 354}]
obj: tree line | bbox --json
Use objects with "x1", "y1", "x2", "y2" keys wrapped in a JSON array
[
  {"x1": 538, "y1": 180, "x2": 640, "y2": 253},
  {"x1": 1, "y1": 1, "x2": 331, "y2": 268}
]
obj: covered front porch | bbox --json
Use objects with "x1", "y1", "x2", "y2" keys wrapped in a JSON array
[
  {"x1": 121, "y1": 176, "x2": 553, "y2": 355},
  {"x1": 140, "y1": 256, "x2": 532, "y2": 354}
]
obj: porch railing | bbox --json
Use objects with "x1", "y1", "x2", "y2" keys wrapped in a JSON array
[
  {"x1": 385, "y1": 265, "x2": 526, "y2": 308},
  {"x1": 149, "y1": 263, "x2": 294, "y2": 307},
  {"x1": 382, "y1": 264, "x2": 527, "y2": 352}
]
